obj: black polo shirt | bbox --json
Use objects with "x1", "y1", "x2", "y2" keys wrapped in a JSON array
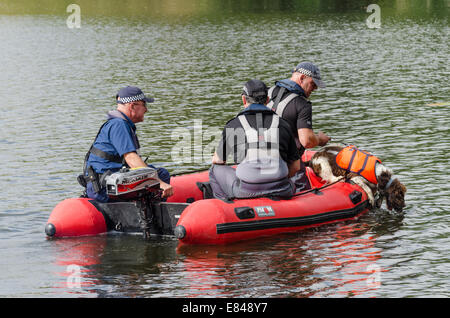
[
  {"x1": 271, "y1": 86, "x2": 313, "y2": 129},
  {"x1": 215, "y1": 104, "x2": 300, "y2": 164}
]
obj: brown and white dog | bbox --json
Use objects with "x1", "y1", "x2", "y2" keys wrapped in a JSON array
[{"x1": 306, "y1": 145, "x2": 406, "y2": 212}]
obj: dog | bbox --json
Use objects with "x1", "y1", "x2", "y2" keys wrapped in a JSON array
[{"x1": 305, "y1": 145, "x2": 406, "y2": 212}]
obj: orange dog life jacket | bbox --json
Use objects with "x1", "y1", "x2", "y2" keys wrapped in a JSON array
[{"x1": 335, "y1": 146, "x2": 381, "y2": 184}]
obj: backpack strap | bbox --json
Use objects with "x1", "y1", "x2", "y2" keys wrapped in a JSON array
[{"x1": 273, "y1": 92, "x2": 298, "y2": 116}]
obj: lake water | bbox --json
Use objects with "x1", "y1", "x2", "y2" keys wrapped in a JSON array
[{"x1": 0, "y1": 0, "x2": 448, "y2": 298}]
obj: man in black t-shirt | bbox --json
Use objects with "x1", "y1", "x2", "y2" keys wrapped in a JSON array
[
  {"x1": 268, "y1": 61, "x2": 331, "y2": 156},
  {"x1": 209, "y1": 79, "x2": 300, "y2": 200},
  {"x1": 213, "y1": 102, "x2": 300, "y2": 169},
  {"x1": 267, "y1": 62, "x2": 331, "y2": 191}
]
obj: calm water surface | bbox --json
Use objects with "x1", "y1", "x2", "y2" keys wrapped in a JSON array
[{"x1": 0, "y1": 0, "x2": 449, "y2": 298}]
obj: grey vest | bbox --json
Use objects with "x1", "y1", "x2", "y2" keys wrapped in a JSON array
[{"x1": 234, "y1": 112, "x2": 291, "y2": 196}]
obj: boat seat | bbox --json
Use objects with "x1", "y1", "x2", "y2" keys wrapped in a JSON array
[{"x1": 196, "y1": 182, "x2": 215, "y2": 199}]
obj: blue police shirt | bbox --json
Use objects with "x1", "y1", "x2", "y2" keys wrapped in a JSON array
[{"x1": 86, "y1": 111, "x2": 138, "y2": 174}]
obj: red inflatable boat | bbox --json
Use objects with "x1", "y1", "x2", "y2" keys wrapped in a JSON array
[{"x1": 45, "y1": 151, "x2": 369, "y2": 245}]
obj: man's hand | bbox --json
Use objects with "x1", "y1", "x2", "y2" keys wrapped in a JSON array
[
  {"x1": 298, "y1": 128, "x2": 331, "y2": 148},
  {"x1": 317, "y1": 131, "x2": 331, "y2": 146},
  {"x1": 159, "y1": 181, "x2": 174, "y2": 198}
]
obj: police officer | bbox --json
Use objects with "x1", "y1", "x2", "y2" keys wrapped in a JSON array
[
  {"x1": 268, "y1": 62, "x2": 331, "y2": 190},
  {"x1": 80, "y1": 86, "x2": 173, "y2": 202},
  {"x1": 209, "y1": 79, "x2": 301, "y2": 200}
]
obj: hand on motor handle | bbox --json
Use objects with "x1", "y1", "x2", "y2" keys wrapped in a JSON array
[{"x1": 159, "y1": 182, "x2": 174, "y2": 198}]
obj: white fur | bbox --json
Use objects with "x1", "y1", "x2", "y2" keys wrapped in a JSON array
[
  {"x1": 310, "y1": 148, "x2": 405, "y2": 211},
  {"x1": 327, "y1": 150, "x2": 340, "y2": 156},
  {"x1": 375, "y1": 162, "x2": 392, "y2": 179},
  {"x1": 311, "y1": 157, "x2": 341, "y2": 183},
  {"x1": 349, "y1": 176, "x2": 375, "y2": 206},
  {"x1": 312, "y1": 153, "x2": 375, "y2": 206}
]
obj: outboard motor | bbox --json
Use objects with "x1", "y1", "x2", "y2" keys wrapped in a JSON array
[
  {"x1": 105, "y1": 167, "x2": 160, "y2": 200},
  {"x1": 105, "y1": 167, "x2": 161, "y2": 238}
]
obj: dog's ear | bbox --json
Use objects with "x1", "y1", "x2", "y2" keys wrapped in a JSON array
[
  {"x1": 377, "y1": 171, "x2": 392, "y2": 190},
  {"x1": 386, "y1": 180, "x2": 407, "y2": 213}
]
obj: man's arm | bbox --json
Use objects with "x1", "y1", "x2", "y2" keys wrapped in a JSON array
[
  {"x1": 211, "y1": 127, "x2": 230, "y2": 165},
  {"x1": 288, "y1": 159, "x2": 300, "y2": 177},
  {"x1": 212, "y1": 151, "x2": 226, "y2": 165},
  {"x1": 298, "y1": 128, "x2": 330, "y2": 148},
  {"x1": 293, "y1": 100, "x2": 330, "y2": 149},
  {"x1": 123, "y1": 152, "x2": 173, "y2": 198},
  {"x1": 123, "y1": 151, "x2": 147, "y2": 168}
]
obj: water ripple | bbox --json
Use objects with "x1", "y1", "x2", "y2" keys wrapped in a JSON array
[{"x1": 0, "y1": 11, "x2": 448, "y2": 297}]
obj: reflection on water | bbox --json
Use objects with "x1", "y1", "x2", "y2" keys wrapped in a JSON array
[
  {"x1": 1, "y1": 0, "x2": 449, "y2": 19},
  {"x1": 0, "y1": 0, "x2": 448, "y2": 297},
  {"x1": 176, "y1": 214, "x2": 398, "y2": 298},
  {"x1": 45, "y1": 211, "x2": 405, "y2": 297},
  {"x1": 50, "y1": 236, "x2": 107, "y2": 296}
]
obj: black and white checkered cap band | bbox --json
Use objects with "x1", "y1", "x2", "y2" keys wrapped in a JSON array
[
  {"x1": 295, "y1": 67, "x2": 320, "y2": 79},
  {"x1": 118, "y1": 93, "x2": 146, "y2": 104}
]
